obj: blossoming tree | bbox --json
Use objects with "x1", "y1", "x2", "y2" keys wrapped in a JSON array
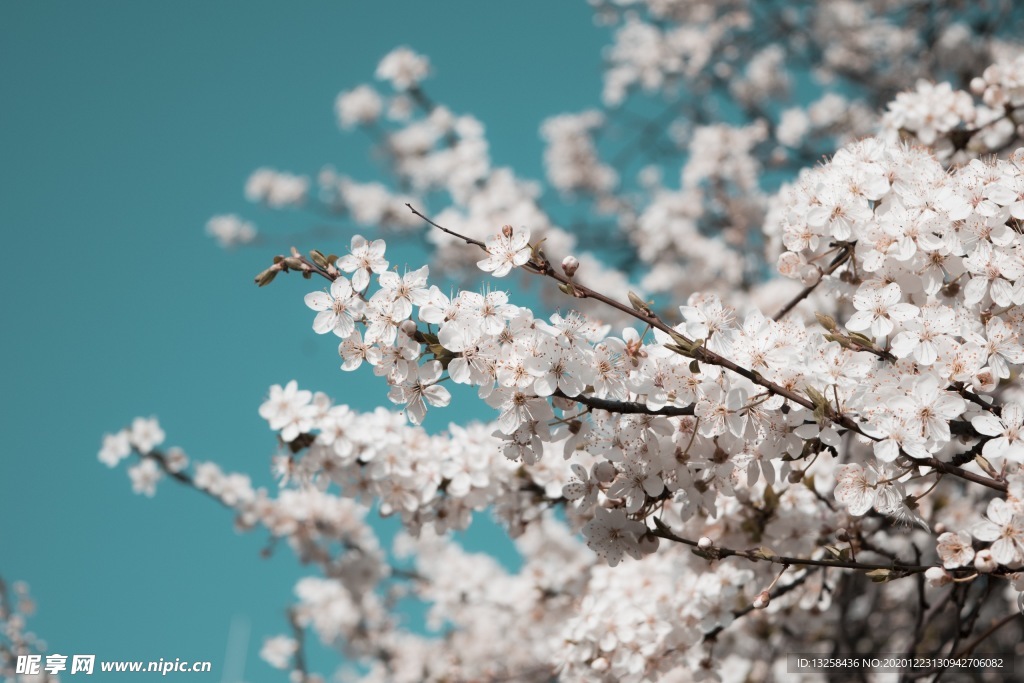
[{"x1": 73, "y1": 2, "x2": 1024, "y2": 682}]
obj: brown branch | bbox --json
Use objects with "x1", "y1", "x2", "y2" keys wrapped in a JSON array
[
  {"x1": 703, "y1": 569, "x2": 814, "y2": 641},
  {"x1": 650, "y1": 522, "x2": 935, "y2": 575},
  {"x1": 904, "y1": 586, "x2": 957, "y2": 676},
  {"x1": 143, "y1": 450, "x2": 235, "y2": 511},
  {"x1": 143, "y1": 447, "x2": 456, "y2": 588},
  {"x1": 908, "y1": 544, "x2": 928, "y2": 662},
  {"x1": 920, "y1": 610, "x2": 1022, "y2": 681},
  {"x1": 288, "y1": 608, "x2": 310, "y2": 683},
  {"x1": 953, "y1": 383, "x2": 1000, "y2": 416},
  {"x1": 406, "y1": 203, "x2": 485, "y2": 249},
  {"x1": 946, "y1": 579, "x2": 993, "y2": 669},
  {"x1": 903, "y1": 456, "x2": 1006, "y2": 494},
  {"x1": 954, "y1": 611, "x2": 1020, "y2": 657},
  {"x1": 773, "y1": 244, "x2": 853, "y2": 321},
  {"x1": 0, "y1": 576, "x2": 8, "y2": 622},
  {"x1": 553, "y1": 389, "x2": 695, "y2": 417}
]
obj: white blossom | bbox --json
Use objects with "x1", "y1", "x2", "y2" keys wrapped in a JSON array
[
  {"x1": 387, "y1": 360, "x2": 451, "y2": 425},
  {"x1": 335, "y1": 85, "x2": 383, "y2": 129},
  {"x1": 375, "y1": 47, "x2": 430, "y2": 91},
  {"x1": 477, "y1": 225, "x2": 531, "y2": 278}
]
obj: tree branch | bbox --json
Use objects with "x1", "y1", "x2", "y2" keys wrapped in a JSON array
[
  {"x1": 954, "y1": 611, "x2": 1020, "y2": 657},
  {"x1": 553, "y1": 389, "x2": 695, "y2": 417},
  {"x1": 650, "y1": 521, "x2": 936, "y2": 575},
  {"x1": 703, "y1": 569, "x2": 814, "y2": 641},
  {"x1": 772, "y1": 244, "x2": 854, "y2": 321},
  {"x1": 288, "y1": 608, "x2": 310, "y2": 683}
]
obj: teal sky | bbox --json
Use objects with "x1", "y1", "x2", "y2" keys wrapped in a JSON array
[{"x1": 0, "y1": 3, "x2": 606, "y2": 681}]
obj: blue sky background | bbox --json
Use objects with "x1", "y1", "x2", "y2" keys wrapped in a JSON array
[{"x1": 0, "y1": 3, "x2": 607, "y2": 681}]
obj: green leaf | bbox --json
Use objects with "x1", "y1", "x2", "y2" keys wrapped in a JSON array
[
  {"x1": 254, "y1": 268, "x2": 277, "y2": 287},
  {"x1": 309, "y1": 249, "x2": 329, "y2": 268},
  {"x1": 815, "y1": 313, "x2": 838, "y2": 332},
  {"x1": 866, "y1": 568, "x2": 893, "y2": 582}
]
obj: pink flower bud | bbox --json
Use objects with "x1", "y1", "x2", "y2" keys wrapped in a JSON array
[
  {"x1": 973, "y1": 370, "x2": 996, "y2": 393},
  {"x1": 925, "y1": 567, "x2": 951, "y2": 587},
  {"x1": 974, "y1": 549, "x2": 997, "y2": 573},
  {"x1": 561, "y1": 255, "x2": 580, "y2": 277},
  {"x1": 593, "y1": 461, "x2": 617, "y2": 484},
  {"x1": 753, "y1": 590, "x2": 770, "y2": 609},
  {"x1": 697, "y1": 536, "x2": 713, "y2": 550},
  {"x1": 638, "y1": 532, "x2": 660, "y2": 554}
]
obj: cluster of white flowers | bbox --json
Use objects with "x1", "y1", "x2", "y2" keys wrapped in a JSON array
[
  {"x1": 205, "y1": 214, "x2": 256, "y2": 248},
  {"x1": 249, "y1": 380, "x2": 575, "y2": 536},
  {"x1": 767, "y1": 137, "x2": 1024, "y2": 557},
  {"x1": 730, "y1": 44, "x2": 789, "y2": 106},
  {"x1": 133, "y1": 6, "x2": 1024, "y2": 679},
  {"x1": 259, "y1": 635, "x2": 297, "y2": 671},
  {"x1": 882, "y1": 79, "x2": 977, "y2": 146},
  {"x1": 581, "y1": 0, "x2": 1021, "y2": 311},
  {"x1": 374, "y1": 46, "x2": 430, "y2": 91},
  {"x1": 971, "y1": 53, "x2": 1024, "y2": 110},
  {"x1": 930, "y1": 471, "x2": 1024, "y2": 581},
  {"x1": 776, "y1": 93, "x2": 875, "y2": 150},
  {"x1": 541, "y1": 110, "x2": 617, "y2": 197},
  {"x1": 879, "y1": 57, "x2": 1024, "y2": 161},
  {"x1": 315, "y1": 168, "x2": 420, "y2": 232},
  {"x1": 812, "y1": 2, "x2": 918, "y2": 84},
  {"x1": 334, "y1": 84, "x2": 383, "y2": 129},
  {"x1": 105, "y1": 393, "x2": 898, "y2": 682},
  {"x1": 387, "y1": 106, "x2": 490, "y2": 201},
  {"x1": 0, "y1": 579, "x2": 51, "y2": 683},
  {"x1": 100, "y1": 417, "x2": 180, "y2": 497},
  {"x1": 625, "y1": 121, "x2": 769, "y2": 298},
  {"x1": 600, "y1": 10, "x2": 736, "y2": 106},
  {"x1": 244, "y1": 167, "x2": 309, "y2": 208},
  {"x1": 682, "y1": 121, "x2": 766, "y2": 195}
]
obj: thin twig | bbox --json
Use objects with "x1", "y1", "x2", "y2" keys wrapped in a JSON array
[
  {"x1": 406, "y1": 203, "x2": 486, "y2": 248},
  {"x1": 0, "y1": 576, "x2": 9, "y2": 621},
  {"x1": 954, "y1": 611, "x2": 1020, "y2": 657},
  {"x1": 703, "y1": 570, "x2": 813, "y2": 641},
  {"x1": 650, "y1": 523, "x2": 935, "y2": 574},
  {"x1": 288, "y1": 608, "x2": 309, "y2": 682},
  {"x1": 772, "y1": 244, "x2": 853, "y2": 321},
  {"x1": 553, "y1": 389, "x2": 695, "y2": 417}
]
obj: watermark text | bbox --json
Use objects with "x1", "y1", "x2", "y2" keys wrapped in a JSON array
[{"x1": 17, "y1": 654, "x2": 212, "y2": 676}]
